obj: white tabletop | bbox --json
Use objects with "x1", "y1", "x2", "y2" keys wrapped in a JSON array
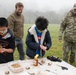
[{"x1": 0, "y1": 58, "x2": 76, "y2": 75}]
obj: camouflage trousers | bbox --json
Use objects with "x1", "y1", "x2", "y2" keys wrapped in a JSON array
[{"x1": 63, "y1": 40, "x2": 76, "y2": 63}]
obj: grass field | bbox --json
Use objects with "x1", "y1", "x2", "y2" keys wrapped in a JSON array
[{"x1": 14, "y1": 24, "x2": 76, "y2": 67}]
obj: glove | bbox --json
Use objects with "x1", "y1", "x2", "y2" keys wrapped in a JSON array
[{"x1": 47, "y1": 56, "x2": 62, "y2": 62}]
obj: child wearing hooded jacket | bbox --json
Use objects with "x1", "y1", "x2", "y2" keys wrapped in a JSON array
[
  {"x1": 25, "y1": 16, "x2": 52, "y2": 59},
  {"x1": 0, "y1": 17, "x2": 15, "y2": 63}
]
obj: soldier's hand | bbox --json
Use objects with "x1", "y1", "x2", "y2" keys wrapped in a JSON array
[
  {"x1": 59, "y1": 39, "x2": 62, "y2": 42},
  {"x1": 58, "y1": 36, "x2": 62, "y2": 42}
]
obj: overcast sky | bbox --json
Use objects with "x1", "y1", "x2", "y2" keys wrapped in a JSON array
[
  {"x1": 24, "y1": 0, "x2": 76, "y2": 12},
  {"x1": 0, "y1": 0, "x2": 76, "y2": 12}
]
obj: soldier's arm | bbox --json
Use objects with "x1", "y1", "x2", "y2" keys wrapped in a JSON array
[{"x1": 58, "y1": 17, "x2": 67, "y2": 41}]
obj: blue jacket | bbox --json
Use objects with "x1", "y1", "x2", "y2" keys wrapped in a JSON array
[{"x1": 26, "y1": 25, "x2": 52, "y2": 58}]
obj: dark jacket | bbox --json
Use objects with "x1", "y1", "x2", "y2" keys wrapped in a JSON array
[
  {"x1": 0, "y1": 29, "x2": 15, "y2": 63},
  {"x1": 26, "y1": 25, "x2": 52, "y2": 58}
]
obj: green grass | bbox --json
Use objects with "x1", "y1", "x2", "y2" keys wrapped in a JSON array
[{"x1": 14, "y1": 24, "x2": 76, "y2": 67}]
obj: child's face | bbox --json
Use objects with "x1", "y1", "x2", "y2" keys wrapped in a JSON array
[
  {"x1": 38, "y1": 29, "x2": 43, "y2": 32},
  {"x1": 0, "y1": 27, "x2": 7, "y2": 35}
]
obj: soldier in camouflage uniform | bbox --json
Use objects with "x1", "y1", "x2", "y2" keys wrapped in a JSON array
[
  {"x1": 7, "y1": 2, "x2": 25, "y2": 60},
  {"x1": 59, "y1": 3, "x2": 76, "y2": 64}
]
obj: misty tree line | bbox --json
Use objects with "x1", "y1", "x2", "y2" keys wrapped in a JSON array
[
  {"x1": 23, "y1": 7, "x2": 70, "y2": 24},
  {"x1": 0, "y1": 8, "x2": 70, "y2": 24},
  {"x1": 24, "y1": 10, "x2": 66, "y2": 24}
]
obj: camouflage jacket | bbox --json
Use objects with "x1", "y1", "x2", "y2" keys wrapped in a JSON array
[
  {"x1": 7, "y1": 12, "x2": 24, "y2": 39},
  {"x1": 59, "y1": 9, "x2": 76, "y2": 42}
]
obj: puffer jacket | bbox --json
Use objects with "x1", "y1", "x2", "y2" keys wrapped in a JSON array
[{"x1": 26, "y1": 25, "x2": 52, "y2": 58}]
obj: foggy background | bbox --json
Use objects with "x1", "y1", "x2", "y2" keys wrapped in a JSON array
[{"x1": 0, "y1": 0, "x2": 76, "y2": 24}]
